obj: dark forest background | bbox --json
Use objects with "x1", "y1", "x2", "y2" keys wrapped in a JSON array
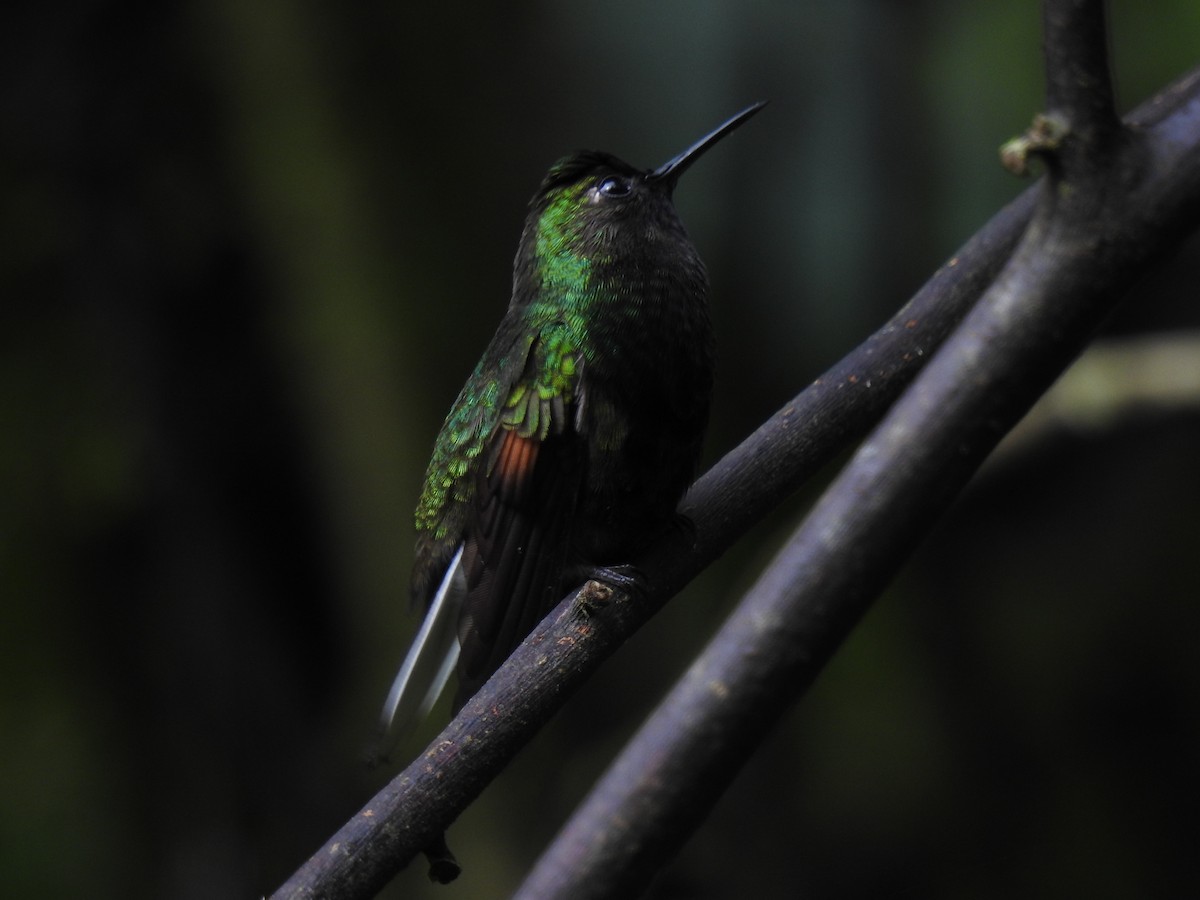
[{"x1": 4, "y1": 2, "x2": 1200, "y2": 898}]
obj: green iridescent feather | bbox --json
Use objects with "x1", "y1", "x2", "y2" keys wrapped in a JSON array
[{"x1": 414, "y1": 175, "x2": 600, "y2": 543}]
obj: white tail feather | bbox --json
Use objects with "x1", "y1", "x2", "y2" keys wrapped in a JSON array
[{"x1": 375, "y1": 545, "x2": 466, "y2": 756}]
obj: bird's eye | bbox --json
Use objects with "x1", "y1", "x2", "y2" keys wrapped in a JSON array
[{"x1": 597, "y1": 175, "x2": 632, "y2": 197}]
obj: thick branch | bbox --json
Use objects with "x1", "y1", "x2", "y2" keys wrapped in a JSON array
[
  {"x1": 272, "y1": 54, "x2": 1200, "y2": 900},
  {"x1": 269, "y1": 184, "x2": 1027, "y2": 900},
  {"x1": 515, "y1": 12, "x2": 1200, "y2": 900}
]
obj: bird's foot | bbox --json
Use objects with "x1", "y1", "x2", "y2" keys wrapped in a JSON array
[
  {"x1": 573, "y1": 579, "x2": 615, "y2": 618},
  {"x1": 570, "y1": 563, "x2": 645, "y2": 617},
  {"x1": 588, "y1": 562, "x2": 646, "y2": 595}
]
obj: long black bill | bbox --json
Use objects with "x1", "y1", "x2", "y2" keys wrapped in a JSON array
[{"x1": 649, "y1": 100, "x2": 767, "y2": 190}]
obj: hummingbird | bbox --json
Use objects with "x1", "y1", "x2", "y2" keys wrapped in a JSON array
[{"x1": 379, "y1": 102, "x2": 766, "y2": 762}]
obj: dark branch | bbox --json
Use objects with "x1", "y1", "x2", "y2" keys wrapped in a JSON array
[
  {"x1": 514, "y1": 7, "x2": 1200, "y2": 899},
  {"x1": 1003, "y1": 1, "x2": 1123, "y2": 178},
  {"x1": 271, "y1": 35, "x2": 1200, "y2": 900},
  {"x1": 269, "y1": 176, "x2": 1029, "y2": 900},
  {"x1": 1042, "y1": 0, "x2": 1121, "y2": 147}
]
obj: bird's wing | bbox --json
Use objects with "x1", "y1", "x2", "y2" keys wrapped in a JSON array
[
  {"x1": 376, "y1": 321, "x2": 583, "y2": 750},
  {"x1": 455, "y1": 323, "x2": 585, "y2": 703}
]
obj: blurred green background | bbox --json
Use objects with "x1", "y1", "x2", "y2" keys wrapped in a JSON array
[{"x1": 4, "y1": 1, "x2": 1200, "y2": 897}]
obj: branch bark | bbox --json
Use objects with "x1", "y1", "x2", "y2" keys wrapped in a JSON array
[
  {"x1": 269, "y1": 169, "x2": 1030, "y2": 900},
  {"x1": 272, "y1": 5, "x2": 1200, "y2": 897},
  {"x1": 515, "y1": 3, "x2": 1200, "y2": 897}
]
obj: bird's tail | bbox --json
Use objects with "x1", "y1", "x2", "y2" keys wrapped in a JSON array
[{"x1": 369, "y1": 544, "x2": 466, "y2": 765}]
